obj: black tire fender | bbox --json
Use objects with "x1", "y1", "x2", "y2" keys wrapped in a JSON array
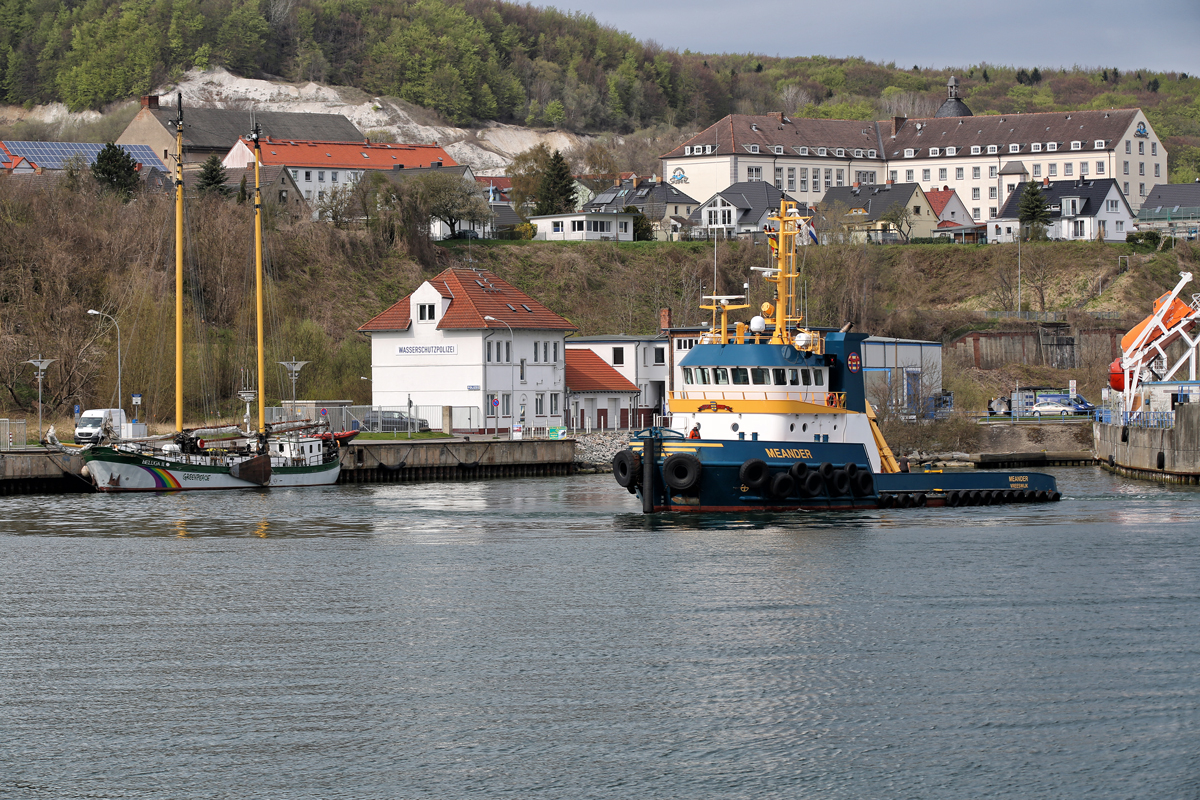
[
  {"x1": 612, "y1": 449, "x2": 642, "y2": 487},
  {"x1": 663, "y1": 453, "x2": 702, "y2": 491},
  {"x1": 818, "y1": 461, "x2": 836, "y2": 480},
  {"x1": 770, "y1": 471, "x2": 796, "y2": 498},
  {"x1": 739, "y1": 459, "x2": 770, "y2": 492},
  {"x1": 789, "y1": 461, "x2": 809, "y2": 481},
  {"x1": 799, "y1": 470, "x2": 824, "y2": 497},
  {"x1": 828, "y1": 468, "x2": 850, "y2": 497},
  {"x1": 851, "y1": 470, "x2": 874, "y2": 497}
]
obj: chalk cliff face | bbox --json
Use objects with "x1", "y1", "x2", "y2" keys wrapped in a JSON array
[{"x1": 169, "y1": 68, "x2": 593, "y2": 175}]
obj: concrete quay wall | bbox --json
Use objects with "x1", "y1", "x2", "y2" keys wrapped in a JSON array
[
  {"x1": 1094, "y1": 404, "x2": 1200, "y2": 484},
  {"x1": 0, "y1": 449, "x2": 89, "y2": 494},
  {"x1": 340, "y1": 438, "x2": 577, "y2": 483}
]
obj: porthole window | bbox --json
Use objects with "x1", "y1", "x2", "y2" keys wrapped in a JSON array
[
  {"x1": 801, "y1": 423, "x2": 807, "y2": 432},
  {"x1": 731, "y1": 423, "x2": 740, "y2": 432},
  {"x1": 789, "y1": 423, "x2": 795, "y2": 432}
]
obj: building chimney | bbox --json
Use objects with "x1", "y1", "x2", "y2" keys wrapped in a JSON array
[
  {"x1": 768, "y1": 111, "x2": 784, "y2": 124},
  {"x1": 892, "y1": 116, "x2": 906, "y2": 136},
  {"x1": 852, "y1": 182, "x2": 860, "y2": 189},
  {"x1": 1043, "y1": 177, "x2": 1049, "y2": 187},
  {"x1": 885, "y1": 179, "x2": 895, "y2": 185},
  {"x1": 632, "y1": 175, "x2": 640, "y2": 188},
  {"x1": 141, "y1": 95, "x2": 159, "y2": 109},
  {"x1": 659, "y1": 307, "x2": 673, "y2": 333}
]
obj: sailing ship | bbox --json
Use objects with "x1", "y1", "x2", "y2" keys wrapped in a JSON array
[
  {"x1": 81, "y1": 98, "x2": 341, "y2": 491},
  {"x1": 613, "y1": 199, "x2": 1060, "y2": 512}
]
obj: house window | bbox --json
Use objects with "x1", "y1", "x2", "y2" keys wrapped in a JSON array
[
  {"x1": 535, "y1": 393, "x2": 545, "y2": 415},
  {"x1": 747, "y1": 166, "x2": 762, "y2": 181},
  {"x1": 1152, "y1": 142, "x2": 1158, "y2": 156},
  {"x1": 972, "y1": 167, "x2": 981, "y2": 179},
  {"x1": 1139, "y1": 162, "x2": 1144, "y2": 176},
  {"x1": 318, "y1": 171, "x2": 325, "y2": 182},
  {"x1": 1126, "y1": 140, "x2": 1131, "y2": 154},
  {"x1": 279, "y1": 190, "x2": 287, "y2": 203},
  {"x1": 774, "y1": 146, "x2": 784, "y2": 155},
  {"x1": 912, "y1": 205, "x2": 921, "y2": 215},
  {"x1": 989, "y1": 206, "x2": 997, "y2": 218},
  {"x1": 550, "y1": 393, "x2": 559, "y2": 414},
  {"x1": 854, "y1": 149, "x2": 863, "y2": 158},
  {"x1": 1009, "y1": 144, "x2": 1020, "y2": 153},
  {"x1": 797, "y1": 147, "x2": 808, "y2": 156},
  {"x1": 972, "y1": 207, "x2": 981, "y2": 219},
  {"x1": 971, "y1": 146, "x2": 982, "y2": 155},
  {"x1": 799, "y1": 168, "x2": 808, "y2": 192},
  {"x1": 1094, "y1": 140, "x2": 1105, "y2": 149},
  {"x1": 1033, "y1": 164, "x2": 1041, "y2": 178},
  {"x1": 317, "y1": 190, "x2": 325, "y2": 201},
  {"x1": 775, "y1": 167, "x2": 783, "y2": 189},
  {"x1": 1047, "y1": 142, "x2": 1057, "y2": 152},
  {"x1": 487, "y1": 341, "x2": 493, "y2": 362},
  {"x1": 613, "y1": 347, "x2": 624, "y2": 365},
  {"x1": 1139, "y1": 141, "x2": 1145, "y2": 155},
  {"x1": 989, "y1": 187, "x2": 997, "y2": 199},
  {"x1": 552, "y1": 221, "x2": 563, "y2": 232},
  {"x1": 1140, "y1": 183, "x2": 1146, "y2": 196},
  {"x1": 1155, "y1": 163, "x2": 1161, "y2": 177},
  {"x1": 749, "y1": 144, "x2": 759, "y2": 154},
  {"x1": 1107, "y1": 199, "x2": 1119, "y2": 212},
  {"x1": 989, "y1": 166, "x2": 997, "y2": 178},
  {"x1": 1064, "y1": 163, "x2": 1073, "y2": 176},
  {"x1": 502, "y1": 394, "x2": 510, "y2": 416},
  {"x1": 1124, "y1": 161, "x2": 1129, "y2": 174},
  {"x1": 930, "y1": 147, "x2": 940, "y2": 157},
  {"x1": 1116, "y1": 221, "x2": 1124, "y2": 232},
  {"x1": 939, "y1": 168, "x2": 947, "y2": 181},
  {"x1": 1070, "y1": 141, "x2": 1082, "y2": 150},
  {"x1": 889, "y1": 170, "x2": 897, "y2": 181},
  {"x1": 1124, "y1": 181, "x2": 1130, "y2": 195},
  {"x1": 533, "y1": 342, "x2": 539, "y2": 362},
  {"x1": 618, "y1": 221, "x2": 629, "y2": 233},
  {"x1": 1048, "y1": 164, "x2": 1057, "y2": 176},
  {"x1": 572, "y1": 220, "x2": 584, "y2": 232},
  {"x1": 905, "y1": 169, "x2": 914, "y2": 182},
  {"x1": 868, "y1": 149, "x2": 877, "y2": 157},
  {"x1": 654, "y1": 347, "x2": 665, "y2": 364},
  {"x1": 505, "y1": 341, "x2": 511, "y2": 362},
  {"x1": 855, "y1": 171, "x2": 876, "y2": 184},
  {"x1": 553, "y1": 341, "x2": 559, "y2": 362},
  {"x1": 972, "y1": 187, "x2": 980, "y2": 200},
  {"x1": 787, "y1": 167, "x2": 796, "y2": 191},
  {"x1": 304, "y1": 171, "x2": 311, "y2": 181},
  {"x1": 1080, "y1": 162, "x2": 1088, "y2": 175},
  {"x1": 291, "y1": 169, "x2": 298, "y2": 180},
  {"x1": 1096, "y1": 161, "x2": 1106, "y2": 175},
  {"x1": 305, "y1": 190, "x2": 312, "y2": 200},
  {"x1": 818, "y1": 147, "x2": 827, "y2": 156},
  {"x1": 1031, "y1": 143, "x2": 1042, "y2": 152},
  {"x1": 1073, "y1": 220, "x2": 1086, "y2": 237},
  {"x1": 835, "y1": 148, "x2": 845, "y2": 157},
  {"x1": 1007, "y1": 183, "x2": 1016, "y2": 195},
  {"x1": 955, "y1": 167, "x2": 964, "y2": 180},
  {"x1": 987, "y1": 145, "x2": 998, "y2": 154},
  {"x1": 835, "y1": 169, "x2": 844, "y2": 187},
  {"x1": 331, "y1": 171, "x2": 339, "y2": 183},
  {"x1": 904, "y1": 149, "x2": 915, "y2": 158},
  {"x1": 519, "y1": 359, "x2": 526, "y2": 382},
  {"x1": 922, "y1": 169, "x2": 931, "y2": 182}
]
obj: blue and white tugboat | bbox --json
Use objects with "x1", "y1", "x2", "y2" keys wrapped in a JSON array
[{"x1": 612, "y1": 200, "x2": 1060, "y2": 512}]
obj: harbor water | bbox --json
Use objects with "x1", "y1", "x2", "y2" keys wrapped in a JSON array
[{"x1": 2, "y1": 468, "x2": 1198, "y2": 798}]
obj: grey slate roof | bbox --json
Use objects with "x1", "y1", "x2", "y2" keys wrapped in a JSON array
[
  {"x1": 1138, "y1": 184, "x2": 1200, "y2": 221},
  {"x1": 888, "y1": 109, "x2": 1138, "y2": 160},
  {"x1": 584, "y1": 179, "x2": 698, "y2": 218},
  {"x1": 490, "y1": 203, "x2": 522, "y2": 228},
  {"x1": 934, "y1": 98, "x2": 974, "y2": 118},
  {"x1": 997, "y1": 178, "x2": 1127, "y2": 219},
  {"x1": 146, "y1": 107, "x2": 363, "y2": 154},
  {"x1": 817, "y1": 183, "x2": 920, "y2": 222},
  {"x1": 688, "y1": 181, "x2": 805, "y2": 225}
]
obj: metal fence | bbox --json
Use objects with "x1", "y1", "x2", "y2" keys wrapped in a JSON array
[
  {"x1": 0, "y1": 419, "x2": 28, "y2": 450},
  {"x1": 984, "y1": 310, "x2": 1124, "y2": 322}
]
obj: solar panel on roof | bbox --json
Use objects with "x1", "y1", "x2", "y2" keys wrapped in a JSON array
[
  {"x1": 1, "y1": 141, "x2": 166, "y2": 172},
  {"x1": 594, "y1": 189, "x2": 618, "y2": 204}
]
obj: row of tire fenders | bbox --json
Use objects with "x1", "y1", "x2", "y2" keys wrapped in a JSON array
[{"x1": 612, "y1": 449, "x2": 1062, "y2": 507}]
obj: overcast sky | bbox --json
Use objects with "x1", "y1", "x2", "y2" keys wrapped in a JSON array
[{"x1": 543, "y1": 0, "x2": 1200, "y2": 75}]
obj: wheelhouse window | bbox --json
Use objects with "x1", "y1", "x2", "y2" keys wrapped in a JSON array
[
  {"x1": 788, "y1": 369, "x2": 800, "y2": 385},
  {"x1": 731, "y1": 367, "x2": 749, "y2": 385},
  {"x1": 697, "y1": 368, "x2": 711, "y2": 384},
  {"x1": 813, "y1": 369, "x2": 824, "y2": 386},
  {"x1": 751, "y1": 368, "x2": 769, "y2": 385},
  {"x1": 713, "y1": 368, "x2": 729, "y2": 385},
  {"x1": 772, "y1": 368, "x2": 787, "y2": 385},
  {"x1": 683, "y1": 368, "x2": 694, "y2": 384},
  {"x1": 800, "y1": 369, "x2": 812, "y2": 386}
]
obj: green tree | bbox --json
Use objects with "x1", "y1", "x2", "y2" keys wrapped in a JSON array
[
  {"x1": 90, "y1": 142, "x2": 139, "y2": 200},
  {"x1": 506, "y1": 142, "x2": 553, "y2": 216},
  {"x1": 1017, "y1": 180, "x2": 1050, "y2": 238},
  {"x1": 534, "y1": 149, "x2": 576, "y2": 216},
  {"x1": 407, "y1": 171, "x2": 490, "y2": 237},
  {"x1": 195, "y1": 155, "x2": 231, "y2": 197},
  {"x1": 879, "y1": 202, "x2": 914, "y2": 243},
  {"x1": 625, "y1": 205, "x2": 654, "y2": 241}
]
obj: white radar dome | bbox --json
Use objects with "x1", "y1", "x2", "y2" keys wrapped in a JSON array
[{"x1": 749, "y1": 315, "x2": 767, "y2": 332}]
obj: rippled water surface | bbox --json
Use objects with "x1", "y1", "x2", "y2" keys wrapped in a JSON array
[{"x1": 2, "y1": 468, "x2": 1198, "y2": 798}]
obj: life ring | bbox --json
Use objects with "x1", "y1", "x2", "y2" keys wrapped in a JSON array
[
  {"x1": 825, "y1": 393, "x2": 838, "y2": 408},
  {"x1": 738, "y1": 459, "x2": 770, "y2": 492},
  {"x1": 662, "y1": 453, "x2": 702, "y2": 491},
  {"x1": 612, "y1": 449, "x2": 642, "y2": 487}
]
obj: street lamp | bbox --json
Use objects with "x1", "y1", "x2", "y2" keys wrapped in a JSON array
[
  {"x1": 87, "y1": 309, "x2": 121, "y2": 416},
  {"x1": 483, "y1": 315, "x2": 514, "y2": 436},
  {"x1": 278, "y1": 357, "x2": 310, "y2": 419},
  {"x1": 25, "y1": 356, "x2": 55, "y2": 441}
]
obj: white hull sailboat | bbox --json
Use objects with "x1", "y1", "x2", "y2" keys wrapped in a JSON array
[{"x1": 82, "y1": 99, "x2": 341, "y2": 492}]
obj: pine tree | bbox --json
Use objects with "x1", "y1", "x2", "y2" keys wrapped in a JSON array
[
  {"x1": 534, "y1": 150, "x2": 576, "y2": 216},
  {"x1": 195, "y1": 154, "x2": 231, "y2": 197},
  {"x1": 237, "y1": 174, "x2": 248, "y2": 205},
  {"x1": 1018, "y1": 181, "x2": 1050, "y2": 238},
  {"x1": 90, "y1": 143, "x2": 140, "y2": 201}
]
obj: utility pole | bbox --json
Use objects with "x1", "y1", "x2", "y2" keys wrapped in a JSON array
[
  {"x1": 278, "y1": 358, "x2": 310, "y2": 419},
  {"x1": 26, "y1": 356, "x2": 55, "y2": 441}
]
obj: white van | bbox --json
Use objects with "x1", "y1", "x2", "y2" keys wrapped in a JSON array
[{"x1": 74, "y1": 408, "x2": 128, "y2": 444}]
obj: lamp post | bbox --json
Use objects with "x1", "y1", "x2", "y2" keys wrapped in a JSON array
[
  {"x1": 87, "y1": 309, "x2": 121, "y2": 416},
  {"x1": 278, "y1": 357, "x2": 310, "y2": 419},
  {"x1": 483, "y1": 315, "x2": 514, "y2": 437},
  {"x1": 26, "y1": 356, "x2": 55, "y2": 441}
]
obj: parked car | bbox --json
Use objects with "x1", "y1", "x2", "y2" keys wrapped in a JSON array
[
  {"x1": 358, "y1": 409, "x2": 430, "y2": 432},
  {"x1": 1030, "y1": 399, "x2": 1076, "y2": 417},
  {"x1": 451, "y1": 229, "x2": 480, "y2": 239},
  {"x1": 1038, "y1": 393, "x2": 1095, "y2": 414}
]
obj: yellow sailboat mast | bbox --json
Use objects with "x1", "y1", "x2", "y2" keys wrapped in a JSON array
[
  {"x1": 251, "y1": 123, "x2": 266, "y2": 434},
  {"x1": 174, "y1": 94, "x2": 184, "y2": 432},
  {"x1": 765, "y1": 199, "x2": 807, "y2": 346}
]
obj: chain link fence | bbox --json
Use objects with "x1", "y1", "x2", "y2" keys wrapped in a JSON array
[{"x1": 0, "y1": 419, "x2": 28, "y2": 450}]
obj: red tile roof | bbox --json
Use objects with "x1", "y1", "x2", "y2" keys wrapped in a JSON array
[
  {"x1": 925, "y1": 189, "x2": 955, "y2": 217},
  {"x1": 358, "y1": 269, "x2": 577, "y2": 332},
  {"x1": 565, "y1": 349, "x2": 639, "y2": 393},
  {"x1": 476, "y1": 176, "x2": 512, "y2": 189},
  {"x1": 244, "y1": 136, "x2": 456, "y2": 171}
]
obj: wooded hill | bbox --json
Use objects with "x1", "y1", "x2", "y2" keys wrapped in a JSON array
[
  {"x1": 3, "y1": 0, "x2": 1200, "y2": 179},
  {"x1": 3, "y1": 172, "x2": 1195, "y2": 422}
]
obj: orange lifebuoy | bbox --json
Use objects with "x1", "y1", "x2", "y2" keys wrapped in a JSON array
[{"x1": 826, "y1": 393, "x2": 837, "y2": 408}]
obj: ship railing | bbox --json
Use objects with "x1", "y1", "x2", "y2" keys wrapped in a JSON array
[
  {"x1": 1120, "y1": 410, "x2": 1175, "y2": 429},
  {"x1": 671, "y1": 389, "x2": 844, "y2": 407}
]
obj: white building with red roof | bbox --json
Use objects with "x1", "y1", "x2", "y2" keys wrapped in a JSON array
[
  {"x1": 924, "y1": 187, "x2": 984, "y2": 242},
  {"x1": 223, "y1": 135, "x2": 456, "y2": 207},
  {"x1": 358, "y1": 268, "x2": 577, "y2": 433},
  {"x1": 563, "y1": 349, "x2": 641, "y2": 430}
]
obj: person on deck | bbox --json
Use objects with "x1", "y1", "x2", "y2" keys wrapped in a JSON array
[{"x1": 689, "y1": 424, "x2": 701, "y2": 439}]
